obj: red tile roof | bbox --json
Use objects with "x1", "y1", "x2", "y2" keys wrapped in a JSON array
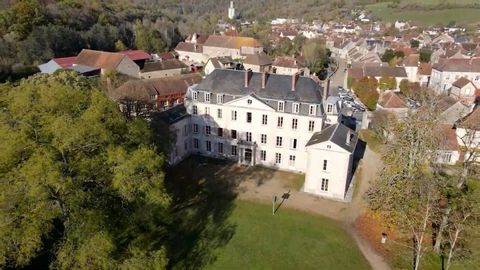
[
  {"x1": 433, "y1": 58, "x2": 480, "y2": 72},
  {"x1": 75, "y1": 49, "x2": 126, "y2": 70},
  {"x1": 53, "y1": 56, "x2": 77, "y2": 68},
  {"x1": 457, "y1": 107, "x2": 480, "y2": 130},
  {"x1": 119, "y1": 50, "x2": 150, "y2": 61},
  {"x1": 417, "y1": 63, "x2": 432, "y2": 76},
  {"x1": 435, "y1": 124, "x2": 459, "y2": 151},
  {"x1": 452, "y1": 77, "x2": 472, "y2": 88},
  {"x1": 378, "y1": 91, "x2": 407, "y2": 108}
]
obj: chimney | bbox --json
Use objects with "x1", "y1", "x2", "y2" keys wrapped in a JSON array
[
  {"x1": 261, "y1": 72, "x2": 267, "y2": 89},
  {"x1": 194, "y1": 44, "x2": 198, "y2": 52},
  {"x1": 322, "y1": 79, "x2": 329, "y2": 101},
  {"x1": 291, "y1": 72, "x2": 299, "y2": 91},
  {"x1": 244, "y1": 69, "x2": 252, "y2": 88},
  {"x1": 346, "y1": 129, "x2": 352, "y2": 145}
]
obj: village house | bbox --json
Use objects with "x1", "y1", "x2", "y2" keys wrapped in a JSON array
[
  {"x1": 437, "y1": 96, "x2": 472, "y2": 125},
  {"x1": 139, "y1": 59, "x2": 188, "y2": 79},
  {"x1": 74, "y1": 49, "x2": 141, "y2": 78},
  {"x1": 204, "y1": 56, "x2": 236, "y2": 75},
  {"x1": 38, "y1": 56, "x2": 100, "y2": 76},
  {"x1": 434, "y1": 124, "x2": 461, "y2": 165},
  {"x1": 455, "y1": 108, "x2": 480, "y2": 163},
  {"x1": 430, "y1": 58, "x2": 480, "y2": 94},
  {"x1": 243, "y1": 52, "x2": 273, "y2": 73},
  {"x1": 272, "y1": 55, "x2": 310, "y2": 76},
  {"x1": 178, "y1": 69, "x2": 360, "y2": 201},
  {"x1": 376, "y1": 90, "x2": 409, "y2": 119},
  {"x1": 109, "y1": 73, "x2": 202, "y2": 117},
  {"x1": 449, "y1": 77, "x2": 479, "y2": 106},
  {"x1": 347, "y1": 63, "x2": 408, "y2": 90}
]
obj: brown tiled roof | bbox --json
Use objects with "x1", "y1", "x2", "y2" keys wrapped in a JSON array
[
  {"x1": 243, "y1": 52, "x2": 272, "y2": 66},
  {"x1": 403, "y1": 54, "x2": 420, "y2": 67},
  {"x1": 418, "y1": 63, "x2": 432, "y2": 76},
  {"x1": 436, "y1": 96, "x2": 458, "y2": 113},
  {"x1": 75, "y1": 49, "x2": 126, "y2": 70},
  {"x1": 186, "y1": 33, "x2": 209, "y2": 44},
  {"x1": 119, "y1": 50, "x2": 150, "y2": 61},
  {"x1": 452, "y1": 77, "x2": 472, "y2": 88},
  {"x1": 349, "y1": 65, "x2": 408, "y2": 78},
  {"x1": 378, "y1": 91, "x2": 407, "y2": 108},
  {"x1": 111, "y1": 73, "x2": 202, "y2": 102},
  {"x1": 203, "y1": 35, "x2": 262, "y2": 49},
  {"x1": 432, "y1": 58, "x2": 480, "y2": 72},
  {"x1": 141, "y1": 59, "x2": 187, "y2": 72},
  {"x1": 273, "y1": 56, "x2": 306, "y2": 68},
  {"x1": 175, "y1": 42, "x2": 203, "y2": 53},
  {"x1": 457, "y1": 107, "x2": 480, "y2": 130},
  {"x1": 434, "y1": 124, "x2": 459, "y2": 151}
]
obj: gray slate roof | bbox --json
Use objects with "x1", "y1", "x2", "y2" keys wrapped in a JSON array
[
  {"x1": 157, "y1": 104, "x2": 189, "y2": 124},
  {"x1": 193, "y1": 69, "x2": 322, "y2": 103},
  {"x1": 306, "y1": 123, "x2": 358, "y2": 153}
]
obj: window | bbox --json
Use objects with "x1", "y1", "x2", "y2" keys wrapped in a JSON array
[
  {"x1": 246, "y1": 132, "x2": 252, "y2": 142},
  {"x1": 277, "y1": 117, "x2": 283, "y2": 127},
  {"x1": 275, "y1": 153, "x2": 282, "y2": 164},
  {"x1": 231, "y1": 145, "x2": 237, "y2": 156},
  {"x1": 183, "y1": 125, "x2": 188, "y2": 135},
  {"x1": 192, "y1": 91, "x2": 198, "y2": 100},
  {"x1": 308, "y1": 121, "x2": 315, "y2": 132},
  {"x1": 193, "y1": 124, "x2": 199, "y2": 133},
  {"x1": 231, "y1": 129, "x2": 237, "y2": 139},
  {"x1": 184, "y1": 140, "x2": 188, "y2": 150},
  {"x1": 321, "y1": 178, "x2": 329, "y2": 191},
  {"x1": 217, "y1": 108, "x2": 222, "y2": 118},
  {"x1": 261, "y1": 150, "x2": 266, "y2": 161},
  {"x1": 292, "y1": 118, "x2": 298, "y2": 130},
  {"x1": 217, "y1": 128, "x2": 223, "y2": 137},
  {"x1": 206, "y1": 141, "x2": 212, "y2": 152},
  {"x1": 262, "y1": 114, "x2": 268, "y2": 125},
  {"x1": 247, "y1": 112, "x2": 252, "y2": 123},
  {"x1": 204, "y1": 107, "x2": 210, "y2": 115},
  {"x1": 290, "y1": 138, "x2": 297, "y2": 149},
  {"x1": 217, "y1": 94, "x2": 223, "y2": 104},
  {"x1": 232, "y1": 110, "x2": 237, "y2": 120},
  {"x1": 309, "y1": 105, "x2": 316, "y2": 115},
  {"x1": 323, "y1": 160, "x2": 327, "y2": 171},
  {"x1": 327, "y1": 104, "x2": 333, "y2": 113},
  {"x1": 276, "y1": 136, "x2": 283, "y2": 147},
  {"x1": 443, "y1": 152, "x2": 452, "y2": 163},
  {"x1": 193, "y1": 138, "x2": 199, "y2": 149},
  {"x1": 205, "y1": 93, "x2": 211, "y2": 102},
  {"x1": 278, "y1": 101, "x2": 285, "y2": 111},
  {"x1": 193, "y1": 105, "x2": 198, "y2": 115},
  {"x1": 247, "y1": 99, "x2": 252, "y2": 104},
  {"x1": 205, "y1": 125, "x2": 211, "y2": 135},
  {"x1": 218, "y1": 142, "x2": 223, "y2": 153},
  {"x1": 293, "y1": 103, "x2": 300, "y2": 113},
  {"x1": 261, "y1": 134, "x2": 267, "y2": 144},
  {"x1": 289, "y1": 155, "x2": 296, "y2": 166}
]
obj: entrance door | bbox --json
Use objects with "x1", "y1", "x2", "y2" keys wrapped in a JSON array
[{"x1": 244, "y1": 149, "x2": 252, "y2": 164}]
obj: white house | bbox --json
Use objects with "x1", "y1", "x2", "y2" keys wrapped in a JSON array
[
  {"x1": 430, "y1": 58, "x2": 480, "y2": 94},
  {"x1": 455, "y1": 108, "x2": 480, "y2": 163},
  {"x1": 304, "y1": 123, "x2": 358, "y2": 201},
  {"x1": 449, "y1": 77, "x2": 479, "y2": 106},
  {"x1": 177, "y1": 69, "x2": 359, "y2": 201},
  {"x1": 204, "y1": 56, "x2": 235, "y2": 75},
  {"x1": 376, "y1": 91, "x2": 409, "y2": 119},
  {"x1": 272, "y1": 56, "x2": 310, "y2": 76}
]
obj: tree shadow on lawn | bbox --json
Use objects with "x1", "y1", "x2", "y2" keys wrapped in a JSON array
[{"x1": 163, "y1": 155, "x2": 275, "y2": 270}]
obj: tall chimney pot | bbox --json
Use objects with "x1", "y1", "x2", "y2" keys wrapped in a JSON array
[
  {"x1": 322, "y1": 79, "x2": 329, "y2": 101},
  {"x1": 261, "y1": 72, "x2": 267, "y2": 89},
  {"x1": 244, "y1": 69, "x2": 252, "y2": 88},
  {"x1": 291, "y1": 72, "x2": 299, "y2": 91}
]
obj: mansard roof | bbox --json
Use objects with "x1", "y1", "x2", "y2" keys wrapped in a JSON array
[
  {"x1": 306, "y1": 123, "x2": 358, "y2": 153},
  {"x1": 193, "y1": 69, "x2": 323, "y2": 103}
]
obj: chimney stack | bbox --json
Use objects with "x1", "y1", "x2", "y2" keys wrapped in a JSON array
[
  {"x1": 291, "y1": 72, "x2": 299, "y2": 91},
  {"x1": 346, "y1": 129, "x2": 352, "y2": 145},
  {"x1": 261, "y1": 72, "x2": 267, "y2": 89},
  {"x1": 322, "y1": 79, "x2": 329, "y2": 101},
  {"x1": 244, "y1": 69, "x2": 252, "y2": 88}
]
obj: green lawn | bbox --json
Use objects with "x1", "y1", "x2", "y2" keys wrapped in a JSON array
[
  {"x1": 367, "y1": 2, "x2": 480, "y2": 25},
  {"x1": 205, "y1": 200, "x2": 371, "y2": 270}
]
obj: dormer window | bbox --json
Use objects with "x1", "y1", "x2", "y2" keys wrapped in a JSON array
[
  {"x1": 309, "y1": 105, "x2": 316, "y2": 115},
  {"x1": 327, "y1": 104, "x2": 333, "y2": 113},
  {"x1": 293, "y1": 103, "x2": 300, "y2": 114},
  {"x1": 192, "y1": 91, "x2": 198, "y2": 100},
  {"x1": 278, "y1": 101, "x2": 285, "y2": 112},
  {"x1": 205, "y1": 93, "x2": 211, "y2": 103},
  {"x1": 217, "y1": 94, "x2": 224, "y2": 104}
]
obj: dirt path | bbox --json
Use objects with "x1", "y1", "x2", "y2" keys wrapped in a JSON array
[{"x1": 237, "y1": 147, "x2": 389, "y2": 270}]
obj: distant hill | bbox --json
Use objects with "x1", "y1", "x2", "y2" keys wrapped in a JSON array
[{"x1": 365, "y1": 0, "x2": 480, "y2": 25}]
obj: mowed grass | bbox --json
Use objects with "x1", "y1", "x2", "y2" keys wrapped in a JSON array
[
  {"x1": 367, "y1": 2, "x2": 480, "y2": 25},
  {"x1": 205, "y1": 200, "x2": 371, "y2": 270}
]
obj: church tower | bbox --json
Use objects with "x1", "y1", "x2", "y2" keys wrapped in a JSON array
[{"x1": 228, "y1": 1, "x2": 235, "y2": 20}]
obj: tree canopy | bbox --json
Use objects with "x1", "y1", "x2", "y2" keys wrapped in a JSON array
[{"x1": 0, "y1": 71, "x2": 170, "y2": 269}]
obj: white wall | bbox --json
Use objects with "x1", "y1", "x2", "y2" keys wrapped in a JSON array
[{"x1": 304, "y1": 142, "x2": 353, "y2": 201}]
